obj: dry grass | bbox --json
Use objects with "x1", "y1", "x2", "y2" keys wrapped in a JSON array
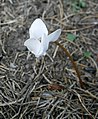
[{"x1": 0, "y1": 0, "x2": 98, "y2": 118}]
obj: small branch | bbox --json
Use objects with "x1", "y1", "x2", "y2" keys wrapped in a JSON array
[
  {"x1": 54, "y1": 41, "x2": 84, "y2": 88},
  {"x1": 73, "y1": 90, "x2": 94, "y2": 119}
]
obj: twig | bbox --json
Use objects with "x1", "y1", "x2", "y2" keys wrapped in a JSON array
[
  {"x1": 63, "y1": 25, "x2": 95, "y2": 32},
  {"x1": 73, "y1": 90, "x2": 95, "y2": 119},
  {"x1": 0, "y1": 98, "x2": 23, "y2": 107},
  {"x1": 0, "y1": 20, "x2": 17, "y2": 26},
  {"x1": 75, "y1": 87, "x2": 98, "y2": 100}
]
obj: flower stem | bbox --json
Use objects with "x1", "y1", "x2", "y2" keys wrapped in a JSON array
[{"x1": 54, "y1": 41, "x2": 84, "y2": 88}]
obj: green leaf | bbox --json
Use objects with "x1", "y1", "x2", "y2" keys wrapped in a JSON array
[
  {"x1": 83, "y1": 51, "x2": 92, "y2": 58},
  {"x1": 67, "y1": 33, "x2": 77, "y2": 42},
  {"x1": 79, "y1": 0, "x2": 86, "y2": 8},
  {"x1": 72, "y1": 2, "x2": 80, "y2": 12},
  {"x1": 71, "y1": 0, "x2": 86, "y2": 12}
]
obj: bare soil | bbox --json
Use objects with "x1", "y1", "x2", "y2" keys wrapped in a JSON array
[{"x1": 0, "y1": 0, "x2": 98, "y2": 119}]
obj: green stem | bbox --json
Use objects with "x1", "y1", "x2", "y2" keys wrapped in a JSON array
[{"x1": 54, "y1": 41, "x2": 83, "y2": 88}]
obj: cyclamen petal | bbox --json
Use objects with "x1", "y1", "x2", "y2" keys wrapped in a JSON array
[
  {"x1": 41, "y1": 33, "x2": 49, "y2": 54},
  {"x1": 24, "y1": 18, "x2": 61, "y2": 58},
  {"x1": 29, "y1": 18, "x2": 48, "y2": 39},
  {"x1": 24, "y1": 38, "x2": 41, "y2": 57},
  {"x1": 47, "y1": 29, "x2": 61, "y2": 42}
]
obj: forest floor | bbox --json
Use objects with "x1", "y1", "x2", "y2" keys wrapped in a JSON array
[{"x1": 0, "y1": 0, "x2": 98, "y2": 119}]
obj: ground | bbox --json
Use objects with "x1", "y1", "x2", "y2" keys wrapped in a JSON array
[{"x1": 0, "y1": 0, "x2": 98, "y2": 119}]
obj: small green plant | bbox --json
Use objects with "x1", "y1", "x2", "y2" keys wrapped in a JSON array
[
  {"x1": 71, "y1": 0, "x2": 86, "y2": 12},
  {"x1": 67, "y1": 33, "x2": 77, "y2": 42},
  {"x1": 83, "y1": 51, "x2": 92, "y2": 58},
  {"x1": 79, "y1": 0, "x2": 86, "y2": 8}
]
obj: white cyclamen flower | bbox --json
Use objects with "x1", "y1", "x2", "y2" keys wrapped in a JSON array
[{"x1": 24, "y1": 18, "x2": 61, "y2": 58}]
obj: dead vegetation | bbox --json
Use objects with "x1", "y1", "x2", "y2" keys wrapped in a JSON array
[{"x1": 0, "y1": 0, "x2": 98, "y2": 118}]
